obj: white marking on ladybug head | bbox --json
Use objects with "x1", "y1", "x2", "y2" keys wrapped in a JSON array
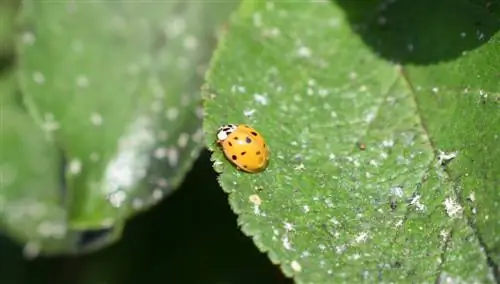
[
  {"x1": 216, "y1": 124, "x2": 238, "y2": 141},
  {"x1": 217, "y1": 129, "x2": 228, "y2": 141}
]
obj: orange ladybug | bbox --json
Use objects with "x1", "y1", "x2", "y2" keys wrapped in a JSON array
[{"x1": 216, "y1": 124, "x2": 269, "y2": 173}]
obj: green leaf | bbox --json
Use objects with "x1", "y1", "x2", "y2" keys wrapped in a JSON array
[
  {"x1": 3, "y1": 0, "x2": 232, "y2": 255},
  {"x1": 203, "y1": 0, "x2": 500, "y2": 282}
]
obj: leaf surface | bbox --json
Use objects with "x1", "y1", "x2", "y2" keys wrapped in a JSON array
[
  {"x1": 203, "y1": 0, "x2": 500, "y2": 282},
  {"x1": 2, "y1": 0, "x2": 230, "y2": 255}
]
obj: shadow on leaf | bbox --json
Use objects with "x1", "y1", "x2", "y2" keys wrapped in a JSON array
[{"x1": 335, "y1": 0, "x2": 500, "y2": 65}]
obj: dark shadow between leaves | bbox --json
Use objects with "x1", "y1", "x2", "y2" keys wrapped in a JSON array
[
  {"x1": 0, "y1": 150, "x2": 291, "y2": 284},
  {"x1": 335, "y1": 0, "x2": 500, "y2": 65}
]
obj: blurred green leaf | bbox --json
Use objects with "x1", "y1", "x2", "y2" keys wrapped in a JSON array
[
  {"x1": 203, "y1": 0, "x2": 500, "y2": 283},
  {"x1": 2, "y1": 0, "x2": 233, "y2": 255},
  {"x1": 0, "y1": 0, "x2": 19, "y2": 57}
]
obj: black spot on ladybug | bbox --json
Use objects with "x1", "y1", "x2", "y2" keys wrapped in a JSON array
[
  {"x1": 263, "y1": 143, "x2": 266, "y2": 148},
  {"x1": 244, "y1": 125, "x2": 250, "y2": 128},
  {"x1": 246, "y1": 137, "x2": 252, "y2": 143},
  {"x1": 256, "y1": 151, "x2": 261, "y2": 155},
  {"x1": 250, "y1": 131, "x2": 258, "y2": 136},
  {"x1": 233, "y1": 136, "x2": 238, "y2": 140},
  {"x1": 223, "y1": 127, "x2": 230, "y2": 131},
  {"x1": 243, "y1": 165, "x2": 248, "y2": 168},
  {"x1": 225, "y1": 131, "x2": 231, "y2": 136},
  {"x1": 231, "y1": 155, "x2": 237, "y2": 160},
  {"x1": 228, "y1": 141, "x2": 233, "y2": 147},
  {"x1": 241, "y1": 151, "x2": 247, "y2": 156}
]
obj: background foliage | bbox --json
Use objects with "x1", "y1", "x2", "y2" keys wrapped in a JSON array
[{"x1": 1, "y1": 0, "x2": 499, "y2": 283}]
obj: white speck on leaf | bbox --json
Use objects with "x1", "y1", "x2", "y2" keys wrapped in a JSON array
[
  {"x1": 432, "y1": 87, "x2": 439, "y2": 93},
  {"x1": 191, "y1": 128, "x2": 204, "y2": 143},
  {"x1": 353, "y1": 232, "x2": 369, "y2": 244},
  {"x1": 282, "y1": 235, "x2": 292, "y2": 250},
  {"x1": 183, "y1": 35, "x2": 198, "y2": 50},
  {"x1": 254, "y1": 93, "x2": 268, "y2": 105},
  {"x1": 157, "y1": 130, "x2": 169, "y2": 141},
  {"x1": 177, "y1": 133, "x2": 189, "y2": 148},
  {"x1": 262, "y1": 27, "x2": 280, "y2": 38},
  {"x1": 468, "y1": 191, "x2": 476, "y2": 202},
  {"x1": 379, "y1": 152, "x2": 389, "y2": 160},
  {"x1": 166, "y1": 107, "x2": 179, "y2": 121},
  {"x1": 291, "y1": 260, "x2": 302, "y2": 272},
  {"x1": 154, "y1": 147, "x2": 168, "y2": 159},
  {"x1": 410, "y1": 194, "x2": 426, "y2": 211},
  {"x1": 437, "y1": 150, "x2": 458, "y2": 166},
  {"x1": 307, "y1": 87, "x2": 314, "y2": 96},
  {"x1": 152, "y1": 189, "x2": 163, "y2": 200},
  {"x1": 364, "y1": 110, "x2": 376, "y2": 123},
  {"x1": 23, "y1": 242, "x2": 40, "y2": 260},
  {"x1": 108, "y1": 190, "x2": 126, "y2": 208},
  {"x1": 284, "y1": 222, "x2": 294, "y2": 232},
  {"x1": 390, "y1": 186, "x2": 404, "y2": 197},
  {"x1": 249, "y1": 194, "x2": 262, "y2": 206},
  {"x1": 42, "y1": 113, "x2": 60, "y2": 132},
  {"x1": 90, "y1": 112, "x2": 103, "y2": 126},
  {"x1": 33, "y1": 71, "x2": 45, "y2": 84},
  {"x1": 22, "y1": 31, "x2": 35, "y2": 45},
  {"x1": 166, "y1": 17, "x2": 186, "y2": 37},
  {"x1": 156, "y1": 178, "x2": 168, "y2": 188},
  {"x1": 336, "y1": 244, "x2": 347, "y2": 254},
  {"x1": 132, "y1": 198, "x2": 144, "y2": 210},
  {"x1": 329, "y1": 17, "x2": 341, "y2": 28},
  {"x1": 479, "y1": 89, "x2": 487, "y2": 100},
  {"x1": 440, "y1": 229, "x2": 450, "y2": 243},
  {"x1": 265, "y1": 1, "x2": 274, "y2": 10},
  {"x1": 103, "y1": 116, "x2": 154, "y2": 207},
  {"x1": 253, "y1": 12, "x2": 262, "y2": 27},
  {"x1": 318, "y1": 88, "x2": 329, "y2": 97},
  {"x1": 297, "y1": 46, "x2": 312, "y2": 58},
  {"x1": 377, "y1": 16, "x2": 387, "y2": 25},
  {"x1": 195, "y1": 106, "x2": 204, "y2": 119},
  {"x1": 167, "y1": 148, "x2": 179, "y2": 167},
  {"x1": 244, "y1": 109, "x2": 256, "y2": 117},
  {"x1": 477, "y1": 31, "x2": 485, "y2": 40},
  {"x1": 68, "y1": 159, "x2": 82, "y2": 175},
  {"x1": 294, "y1": 162, "x2": 305, "y2": 170},
  {"x1": 382, "y1": 139, "x2": 394, "y2": 148},
  {"x1": 444, "y1": 197, "x2": 463, "y2": 218},
  {"x1": 37, "y1": 221, "x2": 66, "y2": 238},
  {"x1": 76, "y1": 75, "x2": 89, "y2": 87},
  {"x1": 235, "y1": 85, "x2": 246, "y2": 93},
  {"x1": 100, "y1": 218, "x2": 114, "y2": 228}
]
